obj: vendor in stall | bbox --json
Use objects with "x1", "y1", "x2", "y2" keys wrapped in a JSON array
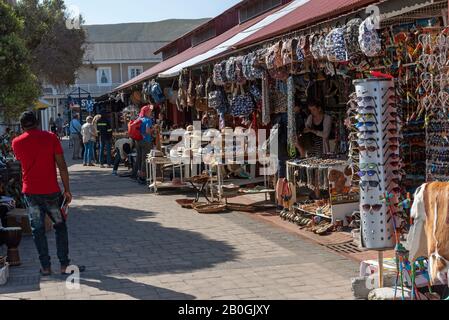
[{"x1": 302, "y1": 99, "x2": 333, "y2": 157}]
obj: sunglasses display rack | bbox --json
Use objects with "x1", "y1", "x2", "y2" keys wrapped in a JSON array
[{"x1": 353, "y1": 78, "x2": 401, "y2": 250}]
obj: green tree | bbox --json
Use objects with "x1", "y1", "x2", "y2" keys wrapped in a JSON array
[
  {"x1": 0, "y1": 1, "x2": 40, "y2": 122},
  {"x1": 16, "y1": 0, "x2": 86, "y2": 86}
]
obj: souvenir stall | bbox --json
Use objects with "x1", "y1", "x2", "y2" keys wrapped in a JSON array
[{"x1": 174, "y1": 0, "x2": 449, "y2": 299}]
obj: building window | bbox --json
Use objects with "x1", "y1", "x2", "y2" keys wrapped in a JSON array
[
  {"x1": 97, "y1": 67, "x2": 112, "y2": 86},
  {"x1": 239, "y1": 0, "x2": 282, "y2": 23},
  {"x1": 128, "y1": 66, "x2": 143, "y2": 80}
]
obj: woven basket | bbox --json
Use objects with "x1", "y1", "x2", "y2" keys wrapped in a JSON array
[
  {"x1": 193, "y1": 203, "x2": 227, "y2": 214},
  {"x1": 226, "y1": 203, "x2": 256, "y2": 212},
  {"x1": 188, "y1": 174, "x2": 210, "y2": 184},
  {"x1": 175, "y1": 199, "x2": 196, "y2": 209}
]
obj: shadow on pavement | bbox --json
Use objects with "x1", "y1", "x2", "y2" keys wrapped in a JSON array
[{"x1": 1, "y1": 203, "x2": 237, "y2": 300}]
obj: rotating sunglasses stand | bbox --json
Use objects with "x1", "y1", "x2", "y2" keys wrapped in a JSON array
[{"x1": 353, "y1": 78, "x2": 401, "y2": 250}]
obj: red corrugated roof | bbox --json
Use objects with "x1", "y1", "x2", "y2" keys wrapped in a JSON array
[
  {"x1": 115, "y1": 5, "x2": 284, "y2": 91},
  {"x1": 235, "y1": 0, "x2": 378, "y2": 48}
]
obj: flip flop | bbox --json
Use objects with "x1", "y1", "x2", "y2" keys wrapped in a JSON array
[{"x1": 40, "y1": 269, "x2": 52, "y2": 277}]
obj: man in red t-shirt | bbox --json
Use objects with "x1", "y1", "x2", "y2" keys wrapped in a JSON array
[{"x1": 12, "y1": 111, "x2": 84, "y2": 276}]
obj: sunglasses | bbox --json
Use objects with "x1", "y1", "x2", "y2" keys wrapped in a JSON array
[
  {"x1": 358, "y1": 170, "x2": 379, "y2": 178},
  {"x1": 355, "y1": 114, "x2": 377, "y2": 122},
  {"x1": 356, "y1": 121, "x2": 378, "y2": 129},
  {"x1": 357, "y1": 138, "x2": 379, "y2": 146},
  {"x1": 362, "y1": 204, "x2": 383, "y2": 212},
  {"x1": 356, "y1": 96, "x2": 375, "y2": 103},
  {"x1": 360, "y1": 180, "x2": 381, "y2": 191},
  {"x1": 359, "y1": 145, "x2": 378, "y2": 153},
  {"x1": 360, "y1": 163, "x2": 378, "y2": 170}
]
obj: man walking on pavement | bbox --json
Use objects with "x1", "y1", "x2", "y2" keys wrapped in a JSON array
[
  {"x1": 12, "y1": 111, "x2": 85, "y2": 276},
  {"x1": 69, "y1": 114, "x2": 82, "y2": 160},
  {"x1": 97, "y1": 112, "x2": 113, "y2": 168},
  {"x1": 55, "y1": 113, "x2": 64, "y2": 140}
]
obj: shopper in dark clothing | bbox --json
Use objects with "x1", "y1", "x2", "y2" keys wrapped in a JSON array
[{"x1": 96, "y1": 114, "x2": 113, "y2": 168}]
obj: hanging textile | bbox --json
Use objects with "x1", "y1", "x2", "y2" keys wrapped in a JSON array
[
  {"x1": 287, "y1": 76, "x2": 296, "y2": 146},
  {"x1": 261, "y1": 71, "x2": 271, "y2": 125}
]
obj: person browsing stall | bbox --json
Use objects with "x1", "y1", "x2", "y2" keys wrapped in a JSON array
[
  {"x1": 303, "y1": 100, "x2": 333, "y2": 157},
  {"x1": 112, "y1": 138, "x2": 134, "y2": 176},
  {"x1": 136, "y1": 105, "x2": 155, "y2": 184},
  {"x1": 81, "y1": 116, "x2": 97, "y2": 167},
  {"x1": 69, "y1": 114, "x2": 82, "y2": 160},
  {"x1": 96, "y1": 113, "x2": 113, "y2": 168},
  {"x1": 12, "y1": 111, "x2": 85, "y2": 276}
]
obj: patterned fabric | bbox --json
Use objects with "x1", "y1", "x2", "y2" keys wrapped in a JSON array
[
  {"x1": 296, "y1": 35, "x2": 309, "y2": 62},
  {"x1": 287, "y1": 76, "x2": 296, "y2": 146},
  {"x1": 261, "y1": 72, "x2": 271, "y2": 125},
  {"x1": 270, "y1": 80, "x2": 288, "y2": 114},
  {"x1": 325, "y1": 28, "x2": 348, "y2": 62},
  {"x1": 235, "y1": 56, "x2": 246, "y2": 84},
  {"x1": 208, "y1": 88, "x2": 228, "y2": 112},
  {"x1": 230, "y1": 93, "x2": 255, "y2": 117},
  {"x1": 225, "y1": 57, "x2": 237, "y2": 83},
  {"x1": 358, "y1": 17, "x2": 381, "y2": 57},
  {"x1": 249, "y1": 84, "x2": 262, "y2": 103},
  {"x1": 266, "y1": 41, "x2": 283, "y2": 70},
  {"x1": 213, "y1": 61, "x2": 227, "y2": 85},
  {"x1": 344, "y1": 18, "x2": 363, "y2": 59},
  {"x1": 310, "y1": 34, "x2": 321, "y2": 60},
  {"x1": 318, "y1": 35, "x2": 327, "y2": 60}
]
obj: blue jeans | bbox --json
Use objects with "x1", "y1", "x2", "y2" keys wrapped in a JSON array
[
  {"x1": 24, "y1": 193, "x2": 70, "y2": 269},
  {"x1": 99, "y1": 139, "x2": 112, "y2": 166},
  {"x1": 83, "y1": 141, "x2": 94, "y2": 164}
]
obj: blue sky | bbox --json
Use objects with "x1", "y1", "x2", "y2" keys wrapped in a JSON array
[{"x1": 64, "y1": 0, "x2": 242, "y2": 25}]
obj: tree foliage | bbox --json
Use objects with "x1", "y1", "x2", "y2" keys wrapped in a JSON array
[
  {"x1": 16, "y1": 0, "x2": 86, "y2": 86},
  {"x1": 0, "y1": 1, "x2": 40, "y2": 122}
]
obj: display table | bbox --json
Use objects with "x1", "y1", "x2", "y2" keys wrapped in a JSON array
[
  {"x1": 146, "y1": 156, "x2": 188, "y2": 193},
  {"x1": 287, "y1": 158, "x2": 359, "y2": 225}
]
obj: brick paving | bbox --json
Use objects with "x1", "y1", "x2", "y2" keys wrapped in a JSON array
[{"x1": 0, "y1": 140, "x2": 359, "y2": 300}]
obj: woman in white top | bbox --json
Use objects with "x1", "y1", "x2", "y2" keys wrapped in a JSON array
[
  {"x1": 81, "y1": 116, "x2": 97, "y2": 166},
  {"x1": 303, "y1": 100, "x2": 333, "y2": 157}
]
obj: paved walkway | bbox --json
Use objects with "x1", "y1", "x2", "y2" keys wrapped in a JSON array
[{"x1": 0, "y1": 141, "x2": 358, "y2": 300}]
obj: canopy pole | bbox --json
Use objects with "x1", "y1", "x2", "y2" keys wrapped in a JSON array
[{"x1": 378, "y1": 251, "x2": 384, "y2": 288}]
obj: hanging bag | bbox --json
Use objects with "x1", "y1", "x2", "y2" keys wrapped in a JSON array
[
  {"x1": 213, "y1": 61, "x2": 227, "y2": 85},
  {"x1": 325, "y1": 27, "x2": 349, "y2": 62},
  {"x1": 344, "y1": 18, "x2": 363, "y2": 59},
  {"x1": 230, "y1": 85, "x2": 255, "y2": 117},
  {"x1": 358, "y1": 17, "x2": 382, "y2": 57},
  {"x1": 196, "y1": 76, "x2": 206, "y2": 99},
  {"x1": 310, "y1": 33, "x2": 321, "y2": 60},
  {"x1": 187, "y1": 78, "x2": 196, "y2": 107}
]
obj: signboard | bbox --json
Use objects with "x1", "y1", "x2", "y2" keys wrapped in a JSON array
[{"x1": 67, "y1": 95, "x2": 94, "y2": 113}]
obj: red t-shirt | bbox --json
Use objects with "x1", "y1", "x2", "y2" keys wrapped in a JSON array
[{"x1": 12, "y1": 129, "x2": 63, "y2": 195}]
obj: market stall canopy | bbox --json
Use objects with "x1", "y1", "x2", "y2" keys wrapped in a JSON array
[
  {"x1": 234, "y1": 0, "x2": 380, "y2": 49},
  {"x1": 114, "y1": 3, "x2": 292, "y2": 92},
  {"x1": 34, "y1": 99, "x2": 52, "y2": 110},
  {"x1": 158, "y1": 0, "x2": 311, "y2": 78}
]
